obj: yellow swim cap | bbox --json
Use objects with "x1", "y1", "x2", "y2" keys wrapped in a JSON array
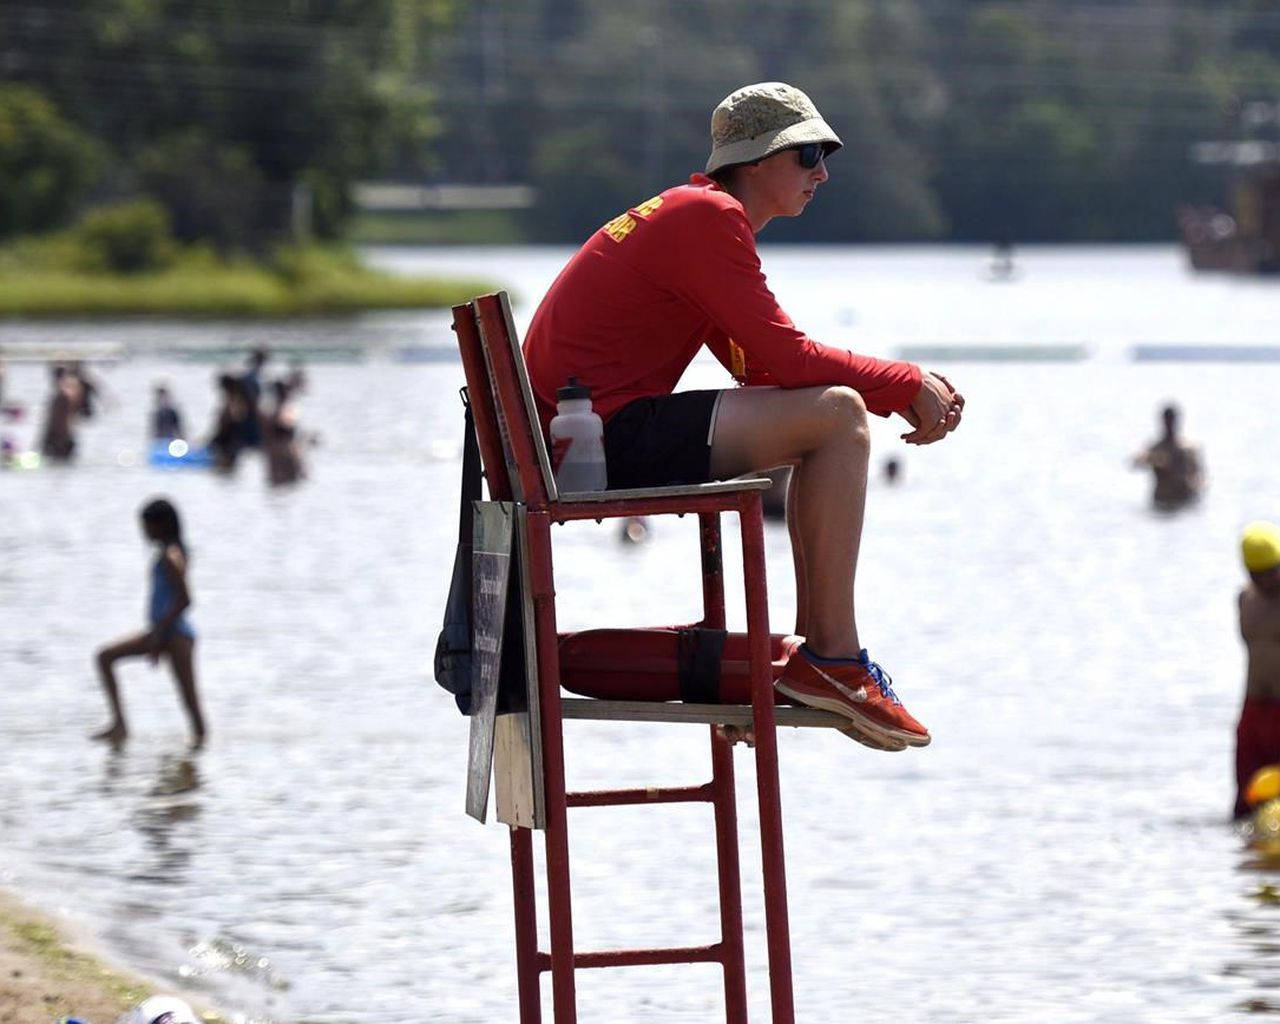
[
  {"x1": 1243, "y1": 522, "x2": 1280, "y2": 572},
  {"x1": 1249, "y1": 765, "x2": 1280, "y2": 807}
]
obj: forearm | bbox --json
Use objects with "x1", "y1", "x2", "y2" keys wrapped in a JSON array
[{"x1": 687, "y1": 230, "x2": 919, "y2": 414}]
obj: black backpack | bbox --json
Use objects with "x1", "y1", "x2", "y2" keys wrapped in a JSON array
[{"x1": 434, "y1": 390, "x2": 524, "y2": 715}]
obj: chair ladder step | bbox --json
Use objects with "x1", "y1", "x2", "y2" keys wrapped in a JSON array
[
  {"x1": 566, "y1": 783, "x2": 713, "y2": 808},
  {"x1": 536, "y1": 943, "x2": 725, "y2": 971}
]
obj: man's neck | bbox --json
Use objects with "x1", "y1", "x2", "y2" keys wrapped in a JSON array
[{"x1": 721, "y1": 181, "x2": 770, "y2": 234}]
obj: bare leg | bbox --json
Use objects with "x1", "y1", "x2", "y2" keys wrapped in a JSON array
[
  {"x1": 785, "y1": 463, "x2": 808, "y2": 637},
  {"x1": 92, "y1": 632, "x2": 152, "y2": 743},
  {"x1": 710, "y1": 385, "x2": 870, "y2": 659},
  {"x1": 165, "y1": 635, "x2": 206, "y2": 748}
]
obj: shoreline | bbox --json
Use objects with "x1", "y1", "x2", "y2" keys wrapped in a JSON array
[{"x1": 0, "y1": 888, "x2": 225, "y2": 1024}]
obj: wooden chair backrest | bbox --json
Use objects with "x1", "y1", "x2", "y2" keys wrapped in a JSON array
[
  {"x1": 472, "y1": 291, "x2": 559, "y2": 506},
  {"x1": 451, "y1": 297, "x2": 515, "y2": 502},
  {"x1": 455, "y1": 291, "x2": 774, "y2": 509}
]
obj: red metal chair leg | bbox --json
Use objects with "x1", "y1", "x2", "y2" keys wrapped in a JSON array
[
  {"x1": 699, "y1": 512, "x2": 727, "y2": 628},
  {"x1": 510, "y1": 826, "x2": 543, "y2": 1023},
  {"x1": 527, "y1": 510, "x2": 579, "y2": 1023},
  {"x1": 702, "y1": 512, "x2": 748, "y2": 1020},
  {"x1": 710, "y1": 725, "x2": 749, "y2": 1022},
  {"x1": 740, "y1": 499, "x2": 795, "y2": 1024}
]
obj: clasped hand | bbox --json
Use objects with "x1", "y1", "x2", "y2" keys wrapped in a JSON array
[{"x1": 899, "y1": 371, "x2": 964, "y2": 445}]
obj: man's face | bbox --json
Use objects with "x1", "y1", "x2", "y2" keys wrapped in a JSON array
[{"x1": 749, "y1": 145, "x2": 829, "y2": 219}]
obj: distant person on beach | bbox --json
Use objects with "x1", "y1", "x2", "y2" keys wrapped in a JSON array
[
  {"x1": 1235, "y1": 522, "x2": 1280, "y2": 819},
  {"x1": 263, "y1": 378, "x2": 305, "y2": 486},
  {"x1": 150, "y1": 384, "x2": 185, "y2": 441},
  {"x1": 1132, "y1": 402, "x2": 1203, "y2": 511},
  {"x1": 882, "y1": 456, "x2": 902, "y2": 485},
  {"x1": 38, "y1": 363, "x2": 82, "y2": 461},
  {"x1": 522, "y1": 81, "x2": 964, "y2": 751},
  {"x1": 92, "y1": 498, "x2": 206, "y2": 748}
]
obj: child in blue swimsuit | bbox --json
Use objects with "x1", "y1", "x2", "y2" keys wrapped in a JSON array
[{"x1": 92, "y1": 498, "x2": 206, "y2": 747}]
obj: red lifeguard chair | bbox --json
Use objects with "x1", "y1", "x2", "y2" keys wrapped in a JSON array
[{"x1": 451, "y1": 292, "x2": 842, "y2": 1023}]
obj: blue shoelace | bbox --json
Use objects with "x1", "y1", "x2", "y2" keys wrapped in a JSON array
[{"x1": 857, "y1": 650, "x2": 901, "y2": 705}]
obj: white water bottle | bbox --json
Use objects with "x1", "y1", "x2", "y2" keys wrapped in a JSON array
[{"x1": 549, "y1": 377, "x2": 607, "y2": 493}]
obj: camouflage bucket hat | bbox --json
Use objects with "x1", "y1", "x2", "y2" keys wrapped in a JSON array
[{"x1": 706, "y1": 82, "x2": 842, "y2": 175}]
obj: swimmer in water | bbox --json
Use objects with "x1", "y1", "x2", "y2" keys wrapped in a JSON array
[
  {"x1": 1131, "y1": 402, "x2": 1203, "y2": 511},
  {"x1": 1234, "y1": 522, "x2": 1280, "y2": 818},
  {"x1": 38, "y1": 362, "x2": 82, "y2": 461},
  {"x1": 92, "y1": 498, "x2": 206, "y2": 748}
]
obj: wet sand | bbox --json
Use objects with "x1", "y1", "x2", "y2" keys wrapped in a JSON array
[{"x1": 0, "y1": 890, "x2": 222, "y2": 1024}]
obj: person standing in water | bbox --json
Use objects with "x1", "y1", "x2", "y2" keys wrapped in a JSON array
[
  {"x1": 150, "y1": 383, "x2": 185, "y2": 441},
  {"x1": 93, "y1": 498, "x2": 206, "y2": 748},
  {"x1": 263, "y1": 378, "x2": 305, "y2": 486},
  {"x1": 1234, "y1": 521, "x2": 1280, "y2": 819},
  {"x1": 206, "y1": 371, "x2": 248, "y2": 471},
  {"x1": 39, "y1": 363, "x2": 83, "y2": 461},
  {"x1": 239, "y1": 346, "x2": 269, "y2": 450},
  {"x1": 1132, "y1": 402, "x2": 1203, "y2": 511}
]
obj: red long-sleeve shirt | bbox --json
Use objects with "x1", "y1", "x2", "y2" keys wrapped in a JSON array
[{"x1": 524, "y1": 174, "x2": 921, "y2": 432}]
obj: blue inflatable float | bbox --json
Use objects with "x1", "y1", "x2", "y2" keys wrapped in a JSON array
[{"x1": 148, "y1": 439, "x2": 214, "y2": 469}]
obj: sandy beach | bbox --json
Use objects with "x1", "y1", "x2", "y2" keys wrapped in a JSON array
[{"x1": 0, "y1": 890, "x2": 221, "y2": 1024}]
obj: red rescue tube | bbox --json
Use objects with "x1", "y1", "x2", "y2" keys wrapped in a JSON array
[{"x1": 557, "y1": 626, "x2": 803, "y2": 704}]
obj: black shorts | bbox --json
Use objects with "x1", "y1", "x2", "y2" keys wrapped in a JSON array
[{"x1": 603, "y1": 390, "x2": 723, "y2": 489}]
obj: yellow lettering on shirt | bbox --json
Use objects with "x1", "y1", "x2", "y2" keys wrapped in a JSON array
[
  {"x1": 601, "y1": 196, "x2": 662, "y2": 243},
  {"x1": 729, "y1": 340, "x2": 746, "y2": 381},
  {"x1": 633, "y1": 196, "x2": 663, "y2": 219},
  {"x1": 602, "y1": 213, "x2": 637, "y2": 243}
]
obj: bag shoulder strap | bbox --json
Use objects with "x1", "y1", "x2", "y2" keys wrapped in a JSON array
[{"x1": 458, "y1": 387, "x2": 482, "y2": 536}]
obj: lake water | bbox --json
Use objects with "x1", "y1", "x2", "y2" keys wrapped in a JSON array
[{"x1": 2, "y1": 244, "x2": 1280, "y2": 1023}]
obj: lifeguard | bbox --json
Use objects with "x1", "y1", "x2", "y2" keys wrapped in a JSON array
[{"x1": 523, "y1": 81, "x2": 965, "y2": 751}]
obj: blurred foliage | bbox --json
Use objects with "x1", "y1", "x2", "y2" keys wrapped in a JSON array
[
  {"x1": 0, "y1": 85, "x2": 101, "y2": 237},
  {"x1": 0, "y1": 235, "x2": 496, "y2": 315},
  {"x1": 1, "y1": 0, "x2": 456, "y2": 245},
  {"x1": 3, "y1": 0, "x2": 1280, "y2": 244},
  {"x1": 347, "y1": 209, "x2": 527, "y2": 244},
  {"x1": 136, "y1": 131, "x2": 264, "y2": 252},
  {"x1": 74, "y1": 198, "x2": 176, "y2": 273},
  {"x1": 425, "y1": 0, "x2": 1280, "y2": 242}
]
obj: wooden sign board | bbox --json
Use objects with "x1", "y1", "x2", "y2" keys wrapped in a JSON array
[
  {"x1": 465, "y1": 502, "x2": 545, "y2": 828},
  {"x1": 465, "y1": 501, "x2": 514, "y2": 823},
  {"x1": 493, "y1": 506, "x2": 545, "y2": 829}
]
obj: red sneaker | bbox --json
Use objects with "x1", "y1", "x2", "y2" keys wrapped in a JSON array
[
  {"x1": 775, "y1": 647, "x2": 930, "y2": 749},
  {"x1": 838, "y1": 721, "x2": 907, "y2": 752}
]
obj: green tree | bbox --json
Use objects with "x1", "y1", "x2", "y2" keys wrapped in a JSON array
[
  {"x1": 0, "y1": 85, "x2": 100, "y2": 237},
  {"x1": 784, "y1": 0, "x2": 946, "y2": 240},
  {"x1": 136, "y1": 131, "x2": 264, "y2": 250},
  {"x1": 433, "y1": 0, "x2": 945, "y2": 241},
  {"x1": 75, "y1": 198, "x2": 175, "y2": 273},
  {"x1": 2, "y1": 0, "x2": 455, "y2": 243}
]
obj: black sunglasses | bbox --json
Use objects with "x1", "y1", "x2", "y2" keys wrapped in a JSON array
[{"x1": 794, "y1": 143, "x2": 826, "y2": 169}]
